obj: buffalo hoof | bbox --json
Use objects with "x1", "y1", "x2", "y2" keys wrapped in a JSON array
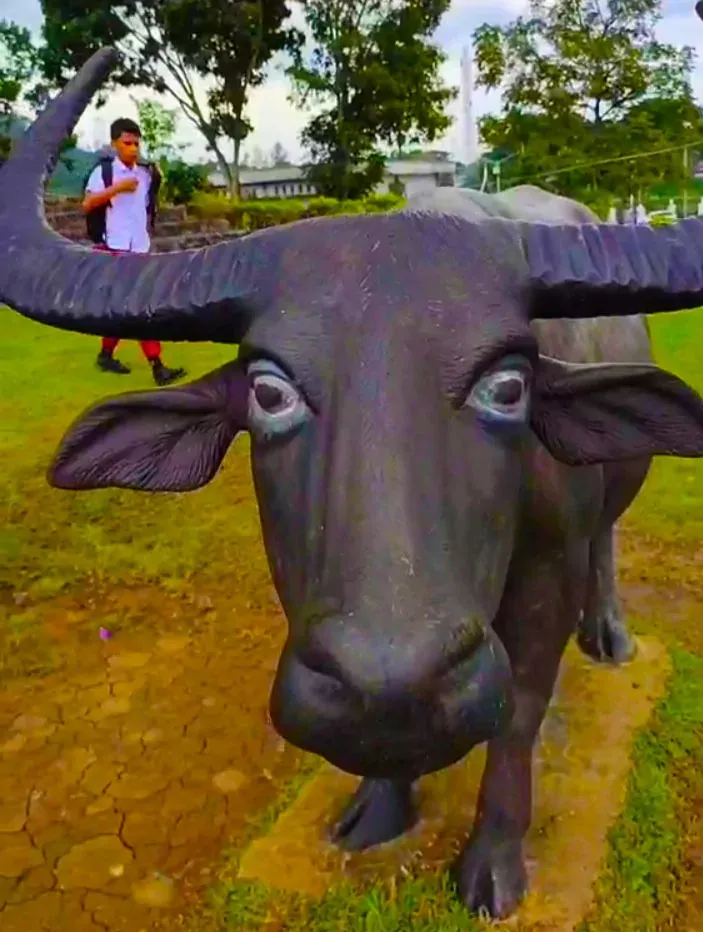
[
  {"x1": 578, "y1": 609, "x2": 636, "y2": 665},
  {"x1": 451, "y1": 834, "x2": 527, "y2": 919},
  {"x1": 329, "y1": 778, "x2": 416, "y2": 851}
]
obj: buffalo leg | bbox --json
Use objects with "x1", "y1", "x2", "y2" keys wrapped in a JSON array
[
  {"x1": 329, "y1": 777, "x2": 416, "y2": 850},
  {"x1": 576, "y1": 458, "x2": 649, "y2": 663},
  {"x1": 577, "y1": 526, "x2": 636, "y2": 664},
  {"x1": 453, "y1": 543, "x2": 588, "y2": 918}
]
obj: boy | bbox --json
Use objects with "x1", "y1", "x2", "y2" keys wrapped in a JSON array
[{"x1": 83, "y1": 118, "x2": 186, "y2": 386}]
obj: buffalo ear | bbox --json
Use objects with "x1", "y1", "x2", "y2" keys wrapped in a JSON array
[
  {"x1": 49, "y1": 360, "x2": 249, "y2": 492},
  {"x1": 531, "y1": 356, "x2": 703, "y2": 465}
]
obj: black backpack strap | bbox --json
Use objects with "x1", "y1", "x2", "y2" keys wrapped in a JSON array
[
  {"x1": 100, "y1": 157, "x2": 113, "y2": 206},
  {"x1": 83, "y1": 155, "x2": 112, "y2": 193},
  {"x1": 84, "y1": 156, "x2": 114, "y2": 245},
  {"x1": 141, "y1": 161, "x2": 161, "y2": 231}
]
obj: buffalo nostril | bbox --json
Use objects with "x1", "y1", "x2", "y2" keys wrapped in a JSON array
[
  {"x1": 296, "y1": 618, "x2": 487, "y2": 702},
  {"x1": 434, "y1": 626, "x2": 487, "y2": 681},
  {"x1": 298, "y1": 640, "x2": 347, "y2": 685},
  {"x1": 295, "y1": 641, "x2": 359, "y2": 707}
]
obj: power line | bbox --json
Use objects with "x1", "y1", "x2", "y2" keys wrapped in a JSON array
[{"x1": 508, "y1": 139, "x2": 703, "y2": 184}]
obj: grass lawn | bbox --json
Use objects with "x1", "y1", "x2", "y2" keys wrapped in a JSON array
[
  {"x1": 1, "y1": 306, "x2": 702, "y2": 930},
  {"x1": 0, "y1": 316, "x2": 277, "y2": 679},
  {"x1": 0, "y1": 320, "x2": 242, "y2": 602}
]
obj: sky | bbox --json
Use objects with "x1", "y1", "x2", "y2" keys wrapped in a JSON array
[{"x1": 5, "y1": 0, "x2": 703, "y2": 164}]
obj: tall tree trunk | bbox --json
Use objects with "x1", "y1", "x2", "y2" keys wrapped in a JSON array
[
  {"x1": 231, "y1": 136, "x2": 242, "y2": 199},
  {"x1": 209, "y1": 142, "x2": 233, "y2": 196}
]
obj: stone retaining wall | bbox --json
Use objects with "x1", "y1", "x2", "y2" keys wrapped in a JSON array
[{"x1": 43, "y1": 196, "x2": 242, "y2": 253}]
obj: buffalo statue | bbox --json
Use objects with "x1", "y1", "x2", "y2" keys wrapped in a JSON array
[{"x1": 2, "y1": 50, "x2": 703, "y2": 920}]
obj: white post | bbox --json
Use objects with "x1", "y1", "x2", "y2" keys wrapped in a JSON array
[
  {"x1": 460, "y1": 45, "x2": 478, "y2": 167},
  {"x1": 683, "y1": 147, "x2": 689, "y2": 217},
  {"x1": 480, "y1": 161, "x2": 489, "y2": 193}
]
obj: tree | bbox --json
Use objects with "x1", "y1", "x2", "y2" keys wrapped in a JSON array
[
  {"x1": 249, "y1": 144, "x2": 268, "y2": 168},
  {"x1": 1, "y1": 20, "x2": 35, "y2": 163},
  {"x1": 472, "y1": 0, "x2": 703, "y2": 200},
  {"x1": 160, "y1": 0, "x2": 301, "y2": 195},
  {"x1": 290, "y1": 0, "x2": 456, "y2": 199},
  {"x1": 270, "y1": 141, "x2": 290, "y2": 165},
  {"x1": 132, "y1": 98, "x2": 206, "y2": 207},
  {"x1": 0, "y1": 19, "x2": 75, "y2": 169},
  {"x1": 40, "y1": 1, "x2": 230, "y2": 183},
  {"x1": 133, "y1": 98, "x2": 180, "y2": 162},
  {"x1": 0, "y1": 21, "x2": 37, "y2": 125},
  {"x1": 40, "y1": 0, "x2": 301, "y2": 196}
]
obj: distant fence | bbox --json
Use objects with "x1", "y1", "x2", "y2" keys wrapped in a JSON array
[{"x1": 606, "y1": 197, "x2": 703, "y2": 225}]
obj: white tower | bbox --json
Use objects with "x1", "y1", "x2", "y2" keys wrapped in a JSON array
[
  {"x1": 92, "y1": 118, "x2": 107, "y2": 151},
  {"x1": 460, "y1": 44, "x2": 478, "y2": 166}
]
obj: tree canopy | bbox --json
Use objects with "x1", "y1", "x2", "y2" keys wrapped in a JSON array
[
  {"x1": 473, "y1": 0, "x2": 703, "y2": 201},
  {"x1": 134, "y1": 98, "x2": 180, "y2": 162},
  {"x1": 40, "y1": 0, "x2": 300, "y2": 194},
  {"x1": 158, "y1": 0, "x2": 301, "y2": 192},
  {"x1": 0, "y1": 19, "x2": 75, "y2": 167},
  {"x1": 270, "y1": 141, "x2": 290, "y2": 166},
  {"x1": 290, "y1": 0, "x2": 456, "y2": 199}
]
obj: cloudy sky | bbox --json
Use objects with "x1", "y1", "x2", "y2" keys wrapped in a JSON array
[{"x1": 5, "y1": 0, "x2": 703, "y2": 163}]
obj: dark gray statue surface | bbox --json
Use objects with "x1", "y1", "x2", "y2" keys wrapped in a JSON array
[{"x1": 2, "y1": 51, "x2": 703, "y2": 920}]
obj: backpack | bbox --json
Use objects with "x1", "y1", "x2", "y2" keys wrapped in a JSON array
[{"x1": 84, "y1": 156, "x2": 162, "y2": 245}]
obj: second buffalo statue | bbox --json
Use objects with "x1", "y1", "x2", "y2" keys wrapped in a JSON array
[{"x1": 2, "y1": 48, "x2": 703, "y2": 919}]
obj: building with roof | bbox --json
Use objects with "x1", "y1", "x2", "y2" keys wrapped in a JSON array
[{"x1": 207, "y1": 157, "x2": 458, "y2": 200}]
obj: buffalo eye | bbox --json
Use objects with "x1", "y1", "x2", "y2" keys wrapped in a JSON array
[
  {"x1": 247, "y1": 360, "x2": 311, "y2": 440},
  {"x1": 254, "y1": 381, "x2": 288, "y2": 413},
  {"x1": 464, "y1": 355, "x2": 532, "y2": 424}
]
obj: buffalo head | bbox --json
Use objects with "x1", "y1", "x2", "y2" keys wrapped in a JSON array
[{"x1": 2, "y1": 51, "x2": 703, "y2": 780}]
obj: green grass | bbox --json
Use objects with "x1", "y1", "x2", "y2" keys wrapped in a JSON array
[
  {"x1": 579, "y1": 650, "x2": 703, "y2": 932},
  {"x1": 625, "y1": 311, "x2": 703, "y2": 542},
  {"x1": 0, "y1": 310, "x2": 258, "y2": 599},
  {"x1": 217, "y1": 876, "x2": 485, "y2": 932},
  {"x1": 0, "y1": 308, "x2": 274, "y2": 680}
]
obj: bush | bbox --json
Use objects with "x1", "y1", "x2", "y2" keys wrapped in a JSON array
[
  {"x1": 189, "y1": 191, "x2": 406, "y2": 231},
  {"x1": 648, "y1": 212, "x2": 675, "y2": 228},
  {"x1": 362, "y1": 192, "x2": 405, "y2": 212},
  {"x1": 569, "y1": 192, "x2": 615, "y2": 221},
  {"x1": 162, "y1": 160, "x2": 208, "y2": 206}
]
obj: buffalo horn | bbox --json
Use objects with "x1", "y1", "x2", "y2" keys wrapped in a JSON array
[{"x1": 0, "y1": 48, "x2": 278, "y2": 343}]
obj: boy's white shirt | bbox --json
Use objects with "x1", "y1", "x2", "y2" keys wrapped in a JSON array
[{"x1": 85, "y1": 156, "x2": 151, "y2": 253}]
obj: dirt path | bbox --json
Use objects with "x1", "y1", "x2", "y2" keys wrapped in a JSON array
[{"x1": 0, "y1": 588, "x2": 302, "y2": 931}]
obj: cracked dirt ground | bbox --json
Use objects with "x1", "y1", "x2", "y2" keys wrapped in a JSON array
[{"x1": 0, "y1": 589, "x2": 303, "y2": 932}]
